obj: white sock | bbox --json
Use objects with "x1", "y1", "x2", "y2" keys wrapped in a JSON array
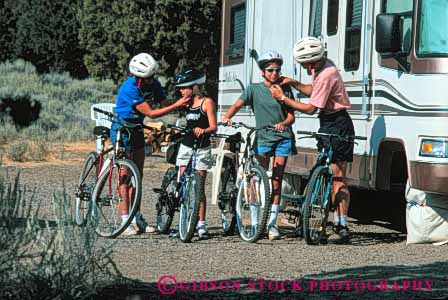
[
  {"x1": 250, "y1": 204, "x2": 259, "y2": 226},
  {"x1": 121, "y1": 215, "x2": 129, "y2": 224},
  {"x1": 340, "y1": 216, "x2": 347, "y2": 227},
  {"x1": 333, "y1": 211, "x2": 340, "y2": 225},
  {"x1": 268, "y1": 204, "x2": 279, "y2": 227},
  {"x1": 198, "y1": 220, "x2": 205, "y2": 228}
]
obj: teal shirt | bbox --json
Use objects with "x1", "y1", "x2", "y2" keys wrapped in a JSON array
[{"x1": 239, "y1": 82, "x2": 295, "y2": 145}]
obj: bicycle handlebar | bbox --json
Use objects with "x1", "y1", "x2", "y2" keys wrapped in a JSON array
[
  {"x1": 218, "y1": 121, "x2": 277, "y2": 131},
  {"x1": 167, "y1": 124, "x2": 232, "y2": 139},
  {"x1": 93, "y1": 107, "x2": 155, "y2": 131},
  {"x1": 296, "y1": 130, "x2": 367, "y2": 141}
]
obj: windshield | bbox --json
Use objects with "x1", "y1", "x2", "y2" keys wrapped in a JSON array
[{"x1": 417, "y1": 0, "x2": 448, "y2": 57}]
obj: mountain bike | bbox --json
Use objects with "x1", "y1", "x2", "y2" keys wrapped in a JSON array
[
  {"x1": 220, "y1": 122, "x2": 274, "y2": 243},
  {"x1": 297, "y1": 130, "x2": 366, "y2": 245},
  {"x1": 154, "y1": 125, "x2": 230, "y2": 242},
  {"x1": 75, "y1": 107, "x2": 153, "y2": 238}
]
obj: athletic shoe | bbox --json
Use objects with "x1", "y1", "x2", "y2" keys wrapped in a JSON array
[
  {"x1": 136, "y1": 215, "x2": 156, "y2": 233},
  {"x1": 122, "y1": 224, "x2": 138, "y2": 236},
  {"x1": 337, "y1": 225, "x2": 350, "y2": 243},
  {"x1": 268, "y1": 225, "x2": 280, "y2": 240},
  {"x1": 197, "y1": 223, "x2": 209, "y2": 240}
]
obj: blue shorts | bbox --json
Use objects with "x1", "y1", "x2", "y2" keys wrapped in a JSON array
[
  {"x1": 110, "y1": 121, "x2": 145, "y2": 153},
  {"x1": 256, "y1": 139, "x2": 294, "y2": 157}
]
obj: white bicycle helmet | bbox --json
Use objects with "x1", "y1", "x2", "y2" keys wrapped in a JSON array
[
  {"x1": 293, "y1": 37, "x2": 325, "y2": 64},
  {"x1": 129, "y1": 53, "x2": 159, "y2": 78},
  {"x1": 257, "y1": 50, "x2": 283, "y2": 69}
]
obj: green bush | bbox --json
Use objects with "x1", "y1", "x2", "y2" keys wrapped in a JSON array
[
  {"x1": 0, "y1": 169, "x2": 124, "y2": 298},
  {"x1": 0, "y1": 59, "x2": 116, "y2": 146}
]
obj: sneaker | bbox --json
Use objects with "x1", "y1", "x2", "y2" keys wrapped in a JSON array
[
  {"x1": 136, "y1": 215, "x2": 156, "y2": 234},
  {"x1": 268, "y1": 225, "x2": 280, "y2": 240},
  {"x1": 337, "y1": 225, "x2": 350, "y2": 243},
  {"x1": 122, "y1": 224, "x2": 138, "y2": 236},
  {"x1": 197, "y1": 223, "x2": 209, "y2": 240}
]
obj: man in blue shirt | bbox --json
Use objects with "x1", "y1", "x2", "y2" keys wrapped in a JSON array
[{"x1": 111, "y1": 53, "x2": 191, "y2": 235}]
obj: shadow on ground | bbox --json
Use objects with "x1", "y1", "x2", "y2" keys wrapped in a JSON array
[{"x1": 95, "y1": 261, "x2": 448, "y2": 300}]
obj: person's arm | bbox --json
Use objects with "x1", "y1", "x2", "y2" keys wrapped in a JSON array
[
  {"x1": 222, "y1": 99, "x2": 245, "y2": 123},
  {"x1": 280, "y1": 76, "x2": 313, "y2": 97},
  {"x1": 193, "y1": 98, "x2": 217, "y2": 137},
  {"x1": 135, "y1": 96, "x2": 191, "y2": 119},
  {"x1": 273, "y1": 109, "x2": 295, "y2": 132},
  {"x1": 270, "y1": 85, "x2": 317, "y2": 115}
]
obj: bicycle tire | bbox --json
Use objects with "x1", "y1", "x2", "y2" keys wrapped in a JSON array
[
  {"x1": 178, "y1": 170, "x2": 201, "y2": 242},
  {"x1": 156, "y1": 167, "x2": 177, "y2": 233},
  {"x1": 302, "y1": 165, "x2": 332, "y2": 245},
  {"x1": 75, "y1": 152, "x2": 98, "y2": 226},
  {"x1": 236, "y1": 164, "x2": 271, "y2": 243},
  {"x1": 218, "y1": 157, "x2": 237, "y2": 235},
  {"x1": 91, "y1": 158, "x2": 142, "y2": 238}
]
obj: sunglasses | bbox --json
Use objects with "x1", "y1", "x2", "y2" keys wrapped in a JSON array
[{"x1": 265, "y1": 68, "x2": 281, "y2": 73}]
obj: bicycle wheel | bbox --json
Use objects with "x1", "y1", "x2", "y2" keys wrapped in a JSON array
[
  {"x1": 75, "y1": 152, "x2": 98, "y2": 226},
  {"x1": 236, "y1": 164, "x2": 271, "y2": 243},
  {"x1": 218, "y1": 157, "x2": 237, "y2": 235},
  {"x1": 302, "y1": 165, "x2": 332, "y2": 245},
  {"x1": 156, "y1": 167, "x2": 177, "y2": 233},
  {"x1": 91, "y1": 158, "x2": 142, "y2": 238},
  {"x1": 178, "y1": 170, "x2": 201, "y2": 242}
]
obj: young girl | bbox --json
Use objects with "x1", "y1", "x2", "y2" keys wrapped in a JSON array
[
  {"x1": 174, "y1": 69, "x2": 217, "y2": 239},
  {"x1": 223, "y1": 50, "x2": 296, "y2": 240}
]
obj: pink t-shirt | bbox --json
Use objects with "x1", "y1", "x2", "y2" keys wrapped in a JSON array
[{"x1": 309, "y1": 61, "x2": 351, "y2": 112}]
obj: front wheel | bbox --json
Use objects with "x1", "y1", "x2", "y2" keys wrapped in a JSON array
[
  {"x1": 218, "y1": 158, "x2": 237, "y2": 235},
  {"x1": 75, "y1": 152, "x2": 98, "y2": 226},
  {"x1": 236, "y1": 164, "x2": 271, "y2": 243},
  {"x1": 302, "y1": 165, "x2": 332, "y2": 245},
  {"x1": 178, "y1": 170, "x2": 201, "y2": 242},
  {"x1": 91, "y1": 159, "x2": 142, "y2": 238},
  {"x1": 155, "y1": 167, "x2": 177, "y2": 233}
]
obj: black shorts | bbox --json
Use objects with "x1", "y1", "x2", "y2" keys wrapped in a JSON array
[{"x1": 317, "y1": 109, "x2": 355, "y2": 162}]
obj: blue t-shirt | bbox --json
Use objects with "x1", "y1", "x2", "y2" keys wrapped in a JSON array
[{"x1": 114, "y1": 76, "x2": 166, "y2": 123}]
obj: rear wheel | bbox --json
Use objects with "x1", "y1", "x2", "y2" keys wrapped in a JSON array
[
  {"x1": 155, "y1": 167, "x2": 177, "y2": 233},
  {"x1": 178, "y1": 170, "x2": 201, "y2": 242},
  {"x1": 75, "y1": 152, "x2": 98, "y2": 226},
  {"x1": 218, "y1": 158, "x2": 237, "y2": 235},
  {"x1": 302, "y1": 166, "x2": 332, "y2": 245},
  {"x1": 236, "y1": 164, "x2": 271, "y2": 243},
  {"x1": 91, "y1": 159, "x2": 142, "y2": 238}
]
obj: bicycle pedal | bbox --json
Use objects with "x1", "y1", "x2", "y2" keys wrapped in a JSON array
[{"x1": 153, "y1": 188, "x2": 164, "y2": 194}]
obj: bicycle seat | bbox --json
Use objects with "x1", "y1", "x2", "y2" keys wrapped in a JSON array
[
  {"x1": 93, "y1": 126, "x2": 110, "y2": 138},
  {"x1": 226, "y1": 132, "x2": 243, "y2": 143}
]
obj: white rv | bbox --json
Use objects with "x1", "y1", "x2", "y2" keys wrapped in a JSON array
[{"x1": 218, "y1": 0, "x2": 448, "y2": 201}]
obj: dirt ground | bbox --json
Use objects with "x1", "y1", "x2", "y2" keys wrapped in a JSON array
[{"x1": 2, "y1": 142, "x2": 448, "y2": 300}]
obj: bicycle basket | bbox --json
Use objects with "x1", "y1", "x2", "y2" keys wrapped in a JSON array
[{"x1": 166, "y1": 142, "x2": 180, "y2": 164}]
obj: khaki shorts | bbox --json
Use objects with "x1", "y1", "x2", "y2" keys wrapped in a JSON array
[{"x1": 176, "y1": 143, "x2": 212, "y2": 171}]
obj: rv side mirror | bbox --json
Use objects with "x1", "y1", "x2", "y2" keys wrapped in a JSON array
[{"x1": 376, "y1": 14, "x2": 401, "y2": 54}]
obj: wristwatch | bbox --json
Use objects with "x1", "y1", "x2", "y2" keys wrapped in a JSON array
[{"x1": 280, "y1": 95, "x2": 286, "y2": 102}]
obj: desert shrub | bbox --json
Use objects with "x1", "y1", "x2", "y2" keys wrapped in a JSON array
[{"x1": 0, "y1": 170, "x2": 125, "y2": 299}]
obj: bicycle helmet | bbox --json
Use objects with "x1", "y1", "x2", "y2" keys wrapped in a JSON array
[
  {"x1": 293, "y1": 37, "x2": 325, "y2": 64},
  {"x1": 129, "y1": 53, "x2": 159, "y2": 78},
  {"x1": 175, "y1": 69, "x2": 206, "y2": 87},
  {"x1": 257, "y1": 50, "x2": 283, "y2": 70}
]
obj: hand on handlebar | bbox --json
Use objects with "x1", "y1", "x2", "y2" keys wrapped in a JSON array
[
  {"x1": 273, "y1": 123, "x2": 285, "y2": 132},
  {"x1": 193, "y1": 127, "x2": 206, "y2": 137},
  {"x1": 221, "y1": 117, "x2": 233, "y2": 126}
]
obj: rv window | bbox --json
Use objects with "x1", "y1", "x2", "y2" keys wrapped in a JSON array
[
  {"x1": 327, "y1": 0, "x2": 339, "y2": 36},
  {"x1": 417, "y1": 0, "x2": 448, "y2": 57},
  {"x1": 344, "y1": 0, "x2": 363, "y2": 71},
  {"x1": 222, "y1": 1, "x2": 246, "y2": 65},
  {"x1": 309, "y1": 0, "x2": 323, "y2": 37}
]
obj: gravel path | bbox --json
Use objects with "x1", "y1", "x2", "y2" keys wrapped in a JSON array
[{"x1": 3, "y1": 150, "x2": 447, "y2": 300}]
